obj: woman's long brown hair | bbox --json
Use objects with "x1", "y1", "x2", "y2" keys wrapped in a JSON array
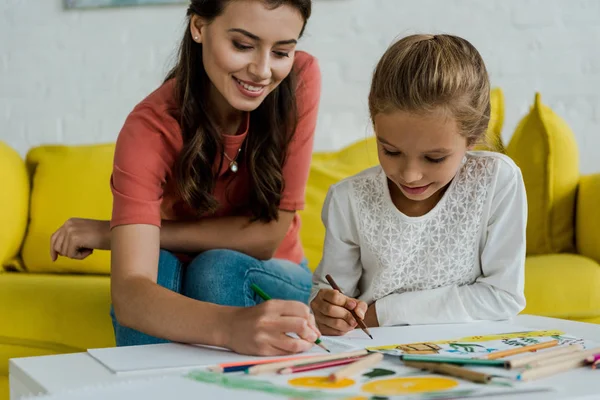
[{"x1": 165, "y1": 0, "x2": 311, "y2": 222}]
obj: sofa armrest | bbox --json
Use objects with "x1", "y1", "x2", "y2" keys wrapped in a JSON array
[
  {"x1": 0, "y1": 141, "x2": 29, "y2": 270},
  {"x1": 576, "y1": 173, "x2": 600, "y2": 264}
]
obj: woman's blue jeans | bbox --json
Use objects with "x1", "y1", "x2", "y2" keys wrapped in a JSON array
[{"x1": 110, "y1": 249, "x2": 312, "y2": 346}]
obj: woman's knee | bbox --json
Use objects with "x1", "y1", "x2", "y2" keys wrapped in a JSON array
[{"x1": 183, "y1": 249, "x2": 263, "y2": 306}]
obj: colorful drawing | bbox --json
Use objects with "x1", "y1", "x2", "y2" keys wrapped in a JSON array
[
  {"x1": 395, "y1": 343, "x2": 441, "y2": 354},
  {"x1": 362, "y1": 368, "x2": 396, "y2": 379},
  {"x1": 361, "y1": 377, "x2": 459, "y2": 396},
  {"x1": 289, "y1": 376, "x2": 355, "y2": 389},
  {"x1": 187, "y1": 371, "x2": 344, "y2": 399},
  {"x1": 367, "y1": 330, "x2": 583, "y2": 357}
]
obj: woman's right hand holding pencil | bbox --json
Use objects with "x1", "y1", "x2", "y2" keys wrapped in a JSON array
[
  {"x1": 224, "y1": 300, "x2": 321, "y2": 356},
  {"x1": 310, "y1": 289, "x2": 368, "y2": 336}
]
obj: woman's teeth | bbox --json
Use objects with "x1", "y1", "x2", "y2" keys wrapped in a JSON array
[{"x1": 236, "y1": 78, "x2": 262, "y2": 92}]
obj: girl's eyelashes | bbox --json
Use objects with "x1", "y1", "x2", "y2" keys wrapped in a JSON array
[
  {"x1": 232, "y1": 41, "x2": 290, "y2": 58},
  {"x1": 383, "y1": 147, "x2": 448, "y2": 164},
  {"x1": 426, "y1": 156, "x2": 447, "y2": 163},
  {"x1": 383, "y1": 148, "x2": 400, "y2": 156}
]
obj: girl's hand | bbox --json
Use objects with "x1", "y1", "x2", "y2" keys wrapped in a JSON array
[
  {"x1": 310, "y1": 289, "x2": 368, "y2": 336},
  {"x1": 50, "y1": 218, "x2": 110, "y2": 261},
  {"x1": 364, "y1": 302, "x2": 380, "y2": 328},
  {"x1": 225, "y1": 300, "x2": 321, "y2": 356}
]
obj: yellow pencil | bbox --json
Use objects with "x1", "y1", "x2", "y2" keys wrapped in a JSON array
[
  {"x1": 328, "y1": 352, "x2": 384, "y2": 382},
  {"x1": 486, "y1": 340, "x2": 559, "y2": 360}
]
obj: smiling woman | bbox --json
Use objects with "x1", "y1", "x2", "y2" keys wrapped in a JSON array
[{"x1": 50, "y1": 0, "x2": 323, "y2": 356}]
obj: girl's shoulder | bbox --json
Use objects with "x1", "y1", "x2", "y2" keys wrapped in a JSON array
[
  {"x1": 462, "y1": 151, "x2": 523, "y2": 191},
  {"x1": 327, "y1": 165, "x2": 384, "y2": 199}
]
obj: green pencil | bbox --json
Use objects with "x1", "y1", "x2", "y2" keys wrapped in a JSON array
[
  {"x1": 250, "y1": 283, "x2": 330, "y2": 353},
  {"x1": 400, "y1": 354, "x2": 509, "y2": 368}
]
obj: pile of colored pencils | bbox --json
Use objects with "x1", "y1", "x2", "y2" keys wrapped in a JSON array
[
  {"x1": 401, "y1": 340, "x2": 600, "y2": 383},
  {"x1": 207, "y1": 349, "x2": 384, "y2": 381}
]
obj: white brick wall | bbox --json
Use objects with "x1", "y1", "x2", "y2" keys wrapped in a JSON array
[{"x1": 1, "y1": 0, "x2": 599, "y2": 173}]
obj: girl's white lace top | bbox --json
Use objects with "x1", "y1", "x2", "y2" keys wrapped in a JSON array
[{"x1": 309, "y1": 151, "x2": 527, "y2": 326}]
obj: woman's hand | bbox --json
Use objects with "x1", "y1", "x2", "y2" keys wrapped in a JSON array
[
  {"x1": 310, "y1": 289, "x2": 368, "y2": 336},
  {"x1": 225, "y1": 300, "x2": 321, "y2": 356},
  {"x1": 50, "y1": 218, "x2": 110, "y2": 261}
]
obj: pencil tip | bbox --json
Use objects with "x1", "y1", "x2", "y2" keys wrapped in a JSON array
[{"x1": 369, "y1": 334, "x2": 374, "y2": 340}]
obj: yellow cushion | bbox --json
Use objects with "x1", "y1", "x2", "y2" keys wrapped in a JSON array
[
  {"x1": 576, "y1": 174, "x2": 600, "y2": 264},
  {"x1": 506, "y1": 93, "x2": 579, "y2": 255},
  {"x1": 22, "y1": 144, "x2": 115, "y2": 274},
  {"x1": 0, "y1": 142, "x2": 29, "y2": 271},
  {"x1": 0, "y1": 376, "x2": 7, "y2": 400},
  {"x1": 0, "y1": 273, "x2": 114, "y2": 374},
  {"x1": 299, "y1": 138, "x2": 379, "y2": 270},
  {"x1": 473, "y1": 87, "x2": 505, "y2": 152},
  {"x1": 523, "y1": 254, "x2": 600, "y2": 320}
]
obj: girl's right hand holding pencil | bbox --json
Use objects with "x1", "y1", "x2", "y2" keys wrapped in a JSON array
[
  {"x1": 310, "y1": 289, "x2": 368, "y2": 336},
  {"x1": 225, "y1": 299, "x2": 322, "y2": 356}
]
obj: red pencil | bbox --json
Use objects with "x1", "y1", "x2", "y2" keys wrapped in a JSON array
[{"x1": 278, "y1": 355, "x2": 366, "y2": 374}]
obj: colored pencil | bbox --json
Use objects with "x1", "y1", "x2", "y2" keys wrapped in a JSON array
[
  {"x1": 486, "y1": 339, "x2": 559, "y2": 360},
  {"x1": 400, "y1": 354, "x2": 509, "y2": 368},
  {"x1": 517, "y1": 347, "x2": 600, "y2": 381},
  {"x1": 279, "y1": 355, "x2": 366, "y2": 374},
  {"x1": 325, "y1": 274, "x2": 373, "y2": 339},
  {"x1": 207, "y1": 355, "x2": 316, "y2": 372},
  {"x1": 585, "y1": 353, "x2": 600, "y2": 363},
  {"x1": 247, "y1": 349, "x2": 368, "y2": 375},
  {"x1": 525, "y1": 346, "x2": 600, "y2": 369},
  {"x1": 403, "y1": 361, "x2": 493, "y2": 384},
  {"x1": 329, "y1": 352, "x2": 384, "y2": 382},
  {"x1": 250, "y1": 283, "x2": 330, "y2": 353},
  {"x1": 508, "y1": 344, "x2": 584, "y2": 368}
]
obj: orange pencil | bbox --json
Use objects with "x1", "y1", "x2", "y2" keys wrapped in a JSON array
[{"x1": 486, "y1": 340, "x2": 559, "y2": 360}]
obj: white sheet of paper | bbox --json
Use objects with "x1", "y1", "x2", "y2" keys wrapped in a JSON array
[
  {"x1": 86, "y1": 320, "x2": 564, "y2": 375},
  {"x1": 87, "y1": 343, "x2": 328, "y2": 374}
]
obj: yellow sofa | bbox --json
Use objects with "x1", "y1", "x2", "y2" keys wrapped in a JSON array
[{"x1": 1, "y1": 90, "x2": 599, "y2": 399}]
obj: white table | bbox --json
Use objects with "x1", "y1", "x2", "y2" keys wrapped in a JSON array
[{"x1": 9, "y1": 315, "x2": 600, "y2": 399}]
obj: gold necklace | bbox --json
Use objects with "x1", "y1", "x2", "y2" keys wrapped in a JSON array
[{"x1": 223, "y1": 147, "x2": 242, "y2": 173}]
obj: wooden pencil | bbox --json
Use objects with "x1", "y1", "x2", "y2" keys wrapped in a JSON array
[
  {"x1": 279, "y1": 355, "x2": 366, "y2": 374},
  {"x1": 486, "y1": 340, "x2": 559, "y2": 360},
  {"x1": 207, "y1": 355, "x2": 314, "y2": 372},
  {"x1": 403, "y1": 361, "x2": 492, "y2": 384},
  {"x1": 329, "y1": 352, "x2": 384, "y2": 382},
  {"x1": 246, "y1": 349, "x2": 368, "y2": 375},
  {"x1": 525, "y1": 346, "x2": 600, "y2": 369},
  {"x1": 508, "y1": 344, "x2": 584, "y2": 369},
  {"x1": 325, "y1": 274, "x2": 373, "y2": 339},
  {"x1": 401, "y1": 354, "x2": 509, "y2": 368},
  {"x1": 517, "y1": 347, "x2": 600, "y2": 381}
]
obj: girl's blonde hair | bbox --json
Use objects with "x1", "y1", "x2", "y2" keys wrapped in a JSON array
[{"x1": 368, "y1": 34, "x2": 490, "y2": 145}]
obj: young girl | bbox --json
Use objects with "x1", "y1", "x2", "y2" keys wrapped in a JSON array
[
  {"x1": 310, "y1": 34, "x2": 527, "y2": 336},
  {"x1": 50, "y1": 0, "x2": 322, "y2": 355}
]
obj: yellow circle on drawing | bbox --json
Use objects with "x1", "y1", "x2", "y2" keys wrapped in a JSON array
[
  {"x1": 362, "y1": 376, "x2": 458, "y2": 395},
  {"x1": 288, "y1": 376, "x2": 355, "y2": 389}
]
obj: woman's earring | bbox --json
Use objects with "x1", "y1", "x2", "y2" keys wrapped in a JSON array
[{"x1": 194, "y1": 36, "x2": 199, "y2": 41}]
